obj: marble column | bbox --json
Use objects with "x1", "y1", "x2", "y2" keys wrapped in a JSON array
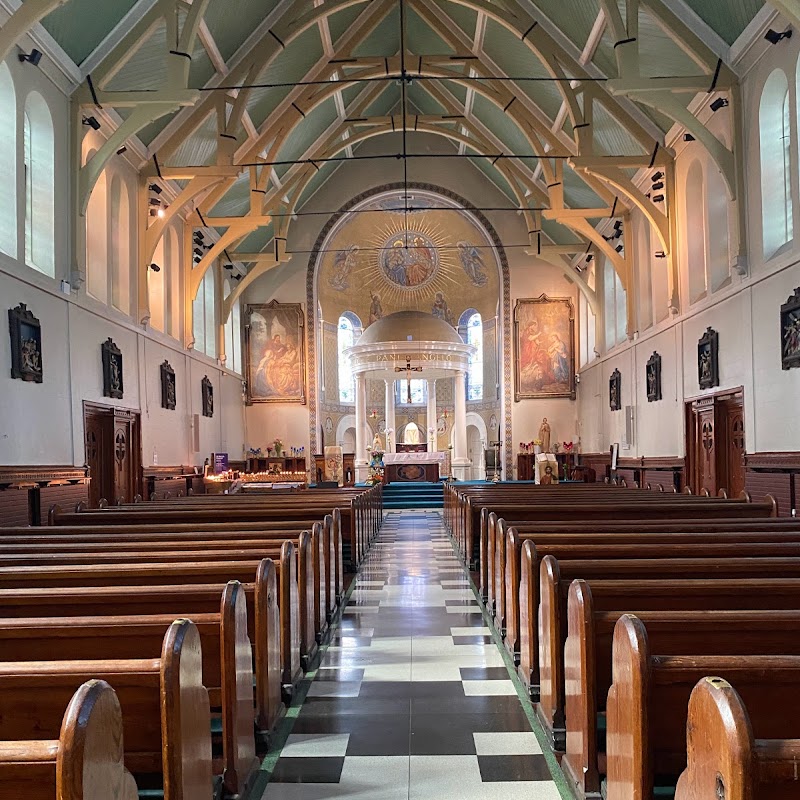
[
  {"x1": 355, "y1": 372, "x2": 368, "y2": 482},
  {"x1": 426, "y1": 378, "x2": 437, "y2": 451},
  {"x1": 384, "y1": 379, "x2": 396, "y2": 453},
  {"x1": 452, "y1": 369, "x2": 471, "y2": 480}
]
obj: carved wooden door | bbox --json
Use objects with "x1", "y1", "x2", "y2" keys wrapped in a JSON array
[
  {"x1": 112, "y1": 412, "x2": 139, "y2": 504},
  {"x1": 719, "y1": 396, "x2": 746, "y2": 498},
  {"x1": 83, "y1": 409, "x2": 108, "y2": 508},
  {"x1": 688, "y1": 400, "x2": 717, "y2": 495}
]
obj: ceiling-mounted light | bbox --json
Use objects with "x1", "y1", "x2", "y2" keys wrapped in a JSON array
[
  {"x1": 652, "y1": 194, "x2": 665, "y2": 203},
  {"x1": 18, "y1": 49, "x2": 42, "y2": 66},
  {"x1": 157, "y1": 207, "x2": 166, "y2": 218},
  {"x1": 683, "y1": 133, "x2": 695, "y2": 142},
  {"x1": 223, "y1": 263, "x2": 234, "y2": 270},
  {"x1": 193, "y1": 247, "x2": 203, "y2": 257},
  {"x1": 116, "y1": 146, "x2": 127, "y2": 155},
  {"x1": 149, "y1": 209, "x2": 158, "y2": 217},
  {"x1": 651, "y1": 172, "x2": 664, "y2": 182},
  {"x1": 586, "y1": 254, "x2": 593, "y2": 263},
  {"x1": 613, "y1": 220, "x2": 623, "y2": 230},
  {"x1": 149, "y1": 263, "x2": 161, "y2": 272},
  {"x1": 615, "y1": 244, "x2": 624, "y2": 253},
  {"x1": 148, "y1": 183, "x2": 163, "y2": 195},
  {"x1": 765, "y1": 28, "x2": 792, "y2": 45},
  {"x1": 655, "y1": 251, "x2": 666, "y2": 259},
  {"x1": 710, "y1": 98, "x2": 729, "y2": 112},
  {"x1": 652, "y1": 182, "x2": 664, "y2": 191},
  {"x1": 193, "y1": 232, "x2": 204, "y2": 244},
  {"x1": 149, "y1": 198, "x2": 161, "y2": 206},
  {"x1": 82, "y1": 116, "x2": 101, "y2": 130}
]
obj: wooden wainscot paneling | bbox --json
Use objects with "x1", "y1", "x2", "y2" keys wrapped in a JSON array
[
  {"x1": 641, "y1": 457, "x2": 685, "y2": 492},
  {"x1": 142, "y1": 466, "x2": 200, "y2": 501},
  {"x1": 744, "y1": 453, "x2": 800, "y2": 517},
  {"x1": 0, "y1": 466, "x2": 89, "y2": 526}
]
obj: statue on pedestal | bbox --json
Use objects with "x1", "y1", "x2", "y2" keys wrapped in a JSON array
[
  {"x1": 372, "y1": 432, "x2": 383, "y2": 452},
  {"x1": 539, "y1": 417, "x2": 551, "y2": 453}
]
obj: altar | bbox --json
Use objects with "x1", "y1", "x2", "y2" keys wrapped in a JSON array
[{"x1": 383, "y1": 451, "x2": 446, "y2": 483}]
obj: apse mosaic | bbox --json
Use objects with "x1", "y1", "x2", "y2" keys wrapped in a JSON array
[{"x1": 317, "y1": 189, "x2": 500, "y2": 326}]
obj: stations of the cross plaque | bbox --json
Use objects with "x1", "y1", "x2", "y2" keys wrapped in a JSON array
[{"x1": 395, "y1": 357, "x2": 422, "y2": 403}]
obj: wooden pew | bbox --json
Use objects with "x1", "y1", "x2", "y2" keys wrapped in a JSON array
[
  {"x1": 676, "y1": 677, "x2": 800, "y2": 800},
  {"x1": 563, "y1": 579, "x2": 800, "y2": 798},
  {"x1": 0, "y1": 518, "x2": 342, "y2": 629},
  {"x1": 0, "y1": 576, "x2": 283, "y2": 734},
  {"x1": 500, "y1": 516, "x2": 800, "y2": 657},
  {"x1": 0, "y1": 529, "x2": 326, "y2": 660},
  {"x1": 0, "y1": 551, "x2": 301, "y2": 709},
  {"x1": 526, "y1": 551, "x2": 800, "y2": 744},
  {"x1": 0, "y1": 581, "x2": 256, "y2": 795},
  {"x1": 0, "y1": 619, "x2": 214, "y2": 800},
  {"x1": 605, "y1": 615, "x2": 800, "y2": 800},
  {"x1": 0, "y1": 679, "x2": 139, "y2": 800}
]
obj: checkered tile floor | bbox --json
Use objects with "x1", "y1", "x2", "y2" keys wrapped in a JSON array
[{"x1": 260, "y1": 511, "x2": 564, "y2": 799}]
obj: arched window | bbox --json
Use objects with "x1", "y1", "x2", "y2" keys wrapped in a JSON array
[
  {"x1": 0, "y1": 63, "x2": 16, "y2": 258},
  {"x1": 603, "y1": 257, "x2": 627, "y2": 349},
  {"x1": 149, "y1": 236, "x2": 166, "y2": 332},
  {"x1": 164, "y1": 226, "x2": 180, "y2": 338},
  {"x1": 85, "y1": 158, "x2": 108, "y2": 303},
  {"x1": 706, "y1": 163, "x2": 730, "y2": 292},
  {"x1": 224, "y1": 279, "x2": 242, "y2": 374},
  {"x1": 685, "y1": 160, "x2": 708, "y2": 303},
  {"x1": 337, "y1": 311, "x2": 361, "y2": 403},
  {"x1": 760, "y1": 70, "x2": 792, "y2": 259},
  {"x1": 193, "y1": 267, "x2": 216, "y2": 357},
  {"x1": 23, "y1": 93, "x2": 54, "y2": 277},
  {"x1": 110, "y1": 175, "x2": 131, "y2": 314},
  {"x1": 636, "y1": 212, "x2": 653, "y2": 330},
  {"x1": 465, "y1": 311, "x2": 483, "y2": 400}
]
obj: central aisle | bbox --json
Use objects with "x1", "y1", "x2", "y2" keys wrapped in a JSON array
[{"x1": 262, "y1": 511, "x2": 564, "y2": 799}]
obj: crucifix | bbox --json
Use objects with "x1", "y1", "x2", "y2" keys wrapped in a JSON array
[{"x1": 395, "y1": 357, "x2": 422, "y2": 404}]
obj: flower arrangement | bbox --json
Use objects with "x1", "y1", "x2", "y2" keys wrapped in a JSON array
[
  {"x1": 562, "y1": 441, "x2": 574, "y2": 453},
  {"x1": 272, "y1": 438, "x2": 283, "y2": 456}
]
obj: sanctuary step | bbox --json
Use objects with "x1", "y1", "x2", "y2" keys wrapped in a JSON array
[{"x1": 382, "y1": 481, "x2": 443, "y2": 509}]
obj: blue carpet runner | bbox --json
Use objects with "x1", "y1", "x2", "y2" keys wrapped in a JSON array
[{"x1": 382, "y1": 481, "x2": 444, "y2": 509}]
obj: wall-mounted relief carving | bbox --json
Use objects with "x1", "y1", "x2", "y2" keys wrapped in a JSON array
[
  {"x1": 609, "y1": 368, "x2": 622, "y2": 411},
  {"x1": 698, "y1": 327, "x2": 720, "y2": 390},
  {"x1": 8, "y1": 303, "x2": 43, "y2": 383},
  {"x1": 780, "y1": 288, "x2": 800, "y2": 371},
  {"x1": 160, "y1": 361, "x2": 176, "y2": 410},
  {"x1": 101, "y1": 338, "x2": 123, "y2": 399},
  {"x1": 201, "y1": 375, "x2": 214, "y2": 418},
  {"x1": 646, "y1": 351, "x2": 662, "y2": 403}
]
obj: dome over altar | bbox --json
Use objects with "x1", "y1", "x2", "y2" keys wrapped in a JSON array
[{"x1": 356, "y1": 311, "x2": 463, "y2": 346}]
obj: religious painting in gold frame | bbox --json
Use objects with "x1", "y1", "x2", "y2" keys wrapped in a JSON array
[
  {"x1": 245, "y1": 300, "x2": 306, "y2": 404},
  {"x1": 513, "y1": 295, "x2": 575, "y2": 400}
]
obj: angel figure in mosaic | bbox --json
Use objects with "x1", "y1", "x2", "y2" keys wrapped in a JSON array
[{"x1": 457, "y1": 241, "x2": 489, "y2": 287}]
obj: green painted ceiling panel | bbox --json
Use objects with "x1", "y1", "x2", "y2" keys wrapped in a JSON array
[
  {"x1": 407, "y1": 7, "x2": 455, "y2": 55},
  {"x1": 340, "y1": 82, "x2": 362, "y2": 108},
  {"x1": 353, "y1": 6, "x2": 400, "y2": 56},
  {"x1": 637, "y1": 6, "x2": 708, "y2": 78},
  {"x1": 407, "y1": 83, "x2": 449, "y2": 116},
  {"x1": 439, "y1": 2, "x2": 478, "y2": 37},
  {"x1": 681, "y1": 0, "x2": 764, "y2": 45},
  {"x1": 472, "y1": 94, "x2": 535, "y2": 159},
  {"x1": 362, "y1": 85, "x2": 400, "y2": 118},
  {"x1": 563, "y1": 165, "x2": 605, "y2": 210},
  {"x1": 171, "y1": 113, "x2": 218, "y2": 168},
  {"x1": 38, "y1": 0, "x2": 138, "y2": 65},
  {"x1": 246, "y1": 27, "x2": 324, "y2": 129},
  {"x1": 297, "y1": 162, "x2": 338, "y2": 210},
  {"x1": 209, "y1": 172, "x2": 250, "y2": 217},
  {"x1": 467, "y1": 153, "x2": 517, "y2": 203},
  {"x1": 328, "y1": 4, "x2": 369, "y2": 45},
  {"x1": 542, "y1": 218, "x2": 582, "y2": 246},
  {"x1": 528, "y1": 0, "x2": 601, "y2": 53},
  {"x1": 189, "y1": 38, "x2": 216, "y2": 90},
  {"x1": 591, "y1": 102, "x2": 647, "y2": 157},
  {"x1": 137, "y1": 112, "x2": 177, "y2": 148},
  {"x1": 237, "y1": 222, "x2": 275, "y2": 254},
  {"x1": 274, "y1": 98, "x2": 340, "y2": 180},
  {"x1": 105, "y1": 22, "x2": 169, "y2": 91},
  {"x1": 204, "y1": 0, "x2": 280, "y2": 61}
]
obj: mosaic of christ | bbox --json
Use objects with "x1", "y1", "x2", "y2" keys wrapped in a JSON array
[{"x1": 316, "y1": 190, "x2": 500, "y2": 325}]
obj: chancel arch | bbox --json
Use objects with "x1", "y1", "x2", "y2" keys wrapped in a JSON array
[{"x1": 308, "y1": 184, "x2": 512, "y2": 479}]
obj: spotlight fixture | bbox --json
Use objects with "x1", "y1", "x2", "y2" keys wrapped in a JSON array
[
  {"x1": 683, "y1": 133, "x2": 696, "y2": 142},
  {"x1": 765, "y1": 28, "x2": 792, "y2": 45},
  {"x1": 615, "y1": 244, "x2": 624, "y2": 253},
  {"x1": 149, "y1": 263, "x2": 161, "y2": 272},
  {"x1": 82, "y1": 116, "x2": 101, "y2": 130},
  {"x1": 193, "y1": 247, "x2": 203, "y2": 257},
  {"x1": 652, "y1": 182, "x2": 664, "y2": 191},
  {"x1": 193, "y1": 232, "x2": 204, "y2": 244},
  {"x1": 18, "y1": 49, "x2": 42, "y2": 66},
  {"x1": 613, "y1": 220, "x2": 623, "y2": 230},
  {"x1": 149, "y1": 209, "x2": 158, "y2": 217},
  {"x1": 655, "y1": 251, "x2": 666, "y2": 259},
  {"x1": 116, "y1": 146, "x2": 127, "y2": 155},
  {"x1": 710, "y1": 98, "x2": 729, "y2": 112},
  {"x1": 148, "y1": 183, "x2": 163, "y2": 195},
  {"x1": 652, "y1": 194, "x2": 665, "y2": 203},
  {"x1": 157, "y1": 208, "x2": 165, "y2": 218},
  {"x1": 149, "y1": 198, "x2": 161, "y2": 206},
  {"x1": 223, "y1": 263, "x2": 234, "y2": 270},
  {"x1": 586, "y1": 254, "x2": 593, "y2": 263},
  {"x1": 651, "y1": 172, "x2": 664, "y2": 182}
]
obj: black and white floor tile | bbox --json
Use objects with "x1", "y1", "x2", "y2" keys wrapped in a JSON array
[{"x1": 261, "y1": 511, "x2": 564, "y2": 799}]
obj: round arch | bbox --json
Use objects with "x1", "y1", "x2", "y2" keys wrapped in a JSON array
[{"x1": 307, "y1": 182, "x2": 513, "y2": 474}]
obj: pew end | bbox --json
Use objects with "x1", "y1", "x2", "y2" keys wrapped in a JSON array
[
  {"x1": 537, "y1": 554, "x2": 565, "y2": 751},
  {"x1": 676, "y1": 677, "x2": 800, "y2": 800},
  {"x1": 517, "y1": 539, "x2": 540, "y2": 701},
  {"x1": 254, "y1": 558, "x2": 283, "y2": 733}
]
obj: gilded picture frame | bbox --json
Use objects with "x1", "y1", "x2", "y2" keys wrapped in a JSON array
[
  {"x1": 780, "y1": 288, "x2": 800, "y2": 371},
  {"x1": 513, "y1": 295, "x2": 575, "y2": 401},
  {"x1": 245, "y1": 300, "x2": 306, "y2": 404}
]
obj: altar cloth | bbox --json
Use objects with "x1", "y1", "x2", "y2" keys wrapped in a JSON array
[{"x1": 383, "y1": 451, "x2": 446, "y2": 464}]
